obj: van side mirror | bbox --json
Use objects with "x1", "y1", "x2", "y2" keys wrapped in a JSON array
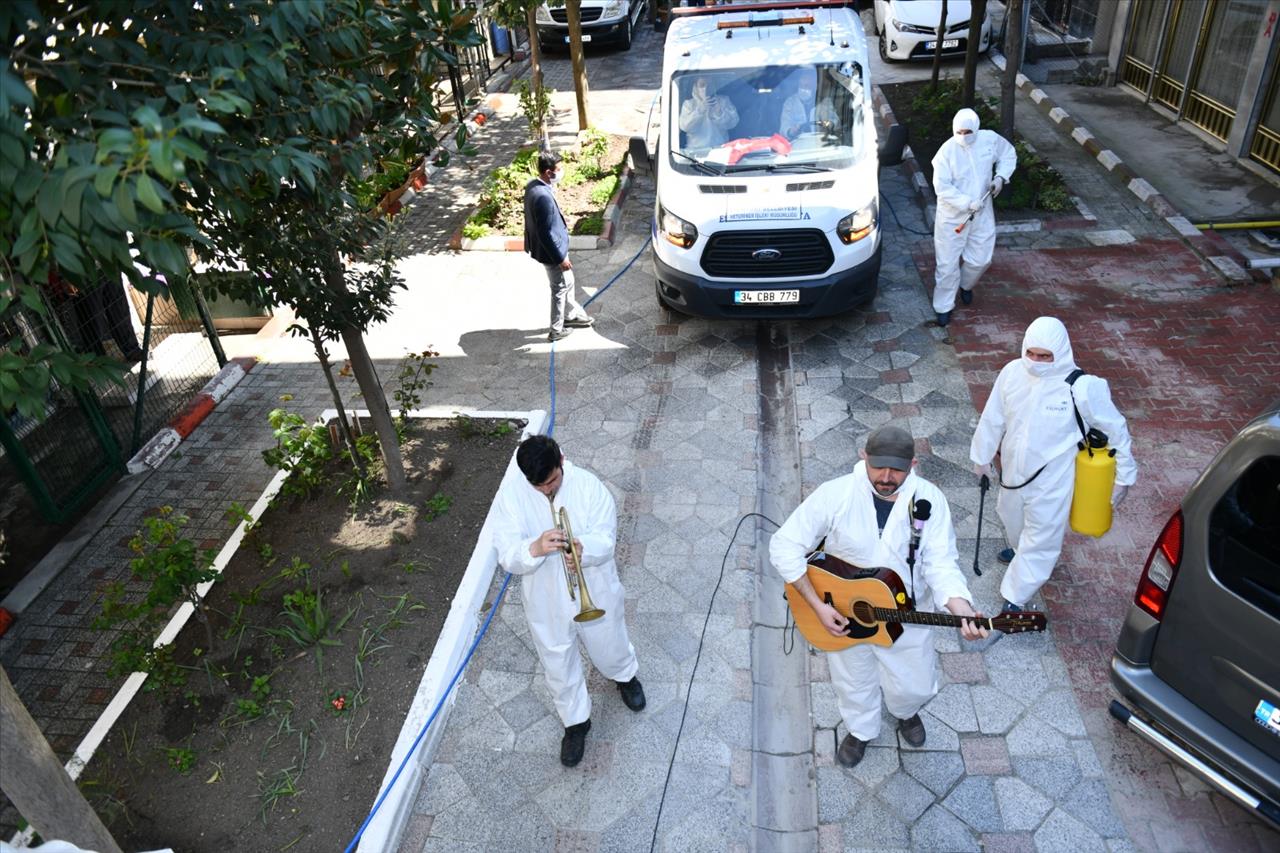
[
  {"x1": 878, "y1": 124, "x2": 908, "y2": 167},
  {"x1": 629, "y1": 135, "x2": 654, "y2": 177}
]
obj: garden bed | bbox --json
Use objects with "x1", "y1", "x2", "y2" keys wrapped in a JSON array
[
  {"x1": 78, "y1": 414, "x2": 523, "y2": 852},
  {"x1": 881, "y1": 79, "x2": 1076, "y2": 219},
  {"x1": 461, "y1": 129, "x2": 632, "y2": 244}
]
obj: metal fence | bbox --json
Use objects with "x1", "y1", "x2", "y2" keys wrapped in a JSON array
[{"x1": 0, "y1": 278, "x2": 224, "y2": 525}]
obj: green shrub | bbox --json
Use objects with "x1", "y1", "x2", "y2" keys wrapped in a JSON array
[
  {"x1": 516, "y1": 80, "x2": 554, "y2": 139},
  {"x1": 589, "y1": 175, "x2": 620, "y2": 206},
  {"x1": 462, "y1": 220, "x2": 490, "y2": 240},
  {"x1": 261, "y1": 409, "x2": 333, "y2": 499}
]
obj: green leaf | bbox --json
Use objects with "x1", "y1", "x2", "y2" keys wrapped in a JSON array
[
  {"x1": 133, "y1": 105, "x2": 163, "y2": 135},
  {"x1": 94, "y1": 163, "x2": 121, "y2": 197},
  {"x1": 36, "y1": 178, "x2": 61, "y2": 226},
  {"x1": 177, "y1": 116, "x2": 226, "y2": 136},
  {"x1": 135, "y1": 173, "x2": 165, "y2": 213},
  {"x1": 0, "y1": 67, "x2": 34, "y2": 109},
  {"x1": 51, "y1": 236, "x2": 85, "y2": 275},
  {"x1": 149, "y1": 139, "x2": 175, "y2": 182},
  {"x1": 13, "y1": 168, "x2": 42, "y2": 203},
  {"x1": 115, "y1": 179, "x2": 138, "y2": 224},
  {"x1": 61, "y1": 182, "x2": 84, "y2": 229},
  {"x1": 97, "y1": 128, "x2": 136, "y2": 158},
  {"x1": 10, "y1": 226, "x2": 40, "y2": 259}
]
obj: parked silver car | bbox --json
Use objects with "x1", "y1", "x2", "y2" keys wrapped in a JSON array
[{"x1": 1110, "y1": 401, "x2": 1280, "y2": 828}]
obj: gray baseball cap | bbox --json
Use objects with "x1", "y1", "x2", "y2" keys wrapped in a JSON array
[{"x1": 865, "y1": 425, "x2": 915, "y2": 471}]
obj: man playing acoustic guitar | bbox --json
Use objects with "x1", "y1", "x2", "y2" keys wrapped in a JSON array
[{"x1": 770, "y1": 425, "x2": 989, "y2": 768}]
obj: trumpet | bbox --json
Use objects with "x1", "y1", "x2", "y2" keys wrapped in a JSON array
[{"x1": 557, "y1": 507, "x2": 605, "y2": 623}]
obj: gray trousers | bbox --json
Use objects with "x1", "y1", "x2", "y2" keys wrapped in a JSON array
[{"x1": 544, "y1": 263, "x2": 588, "y2": 332}]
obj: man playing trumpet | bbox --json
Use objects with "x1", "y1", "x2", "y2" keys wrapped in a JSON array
[{"x1": 493, "y1": 434, "x2": 646, "y2": 767}]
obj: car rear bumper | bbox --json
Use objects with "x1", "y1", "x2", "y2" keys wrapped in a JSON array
[
  {"x1": 1110, "y1": 654, "x2": 1280, "y2": 825},
  {"x1": 653, "y1": 244, "x2": 880, "y2": 319}
]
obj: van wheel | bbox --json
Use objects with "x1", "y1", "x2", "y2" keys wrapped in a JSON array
[{"x1": 621, "y1": 16, "x2": 633, "y2": 50}]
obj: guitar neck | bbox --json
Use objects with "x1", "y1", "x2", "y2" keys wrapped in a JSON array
[{"x1": 871, "y1": 606, "x2": 990, "y2": 631}]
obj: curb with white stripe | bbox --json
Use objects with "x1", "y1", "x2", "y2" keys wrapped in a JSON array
[{"x1": 126, "y1": 356, "x2": 257, "y2": 474}]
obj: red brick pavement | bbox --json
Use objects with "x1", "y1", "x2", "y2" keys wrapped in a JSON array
[{"x1": 916, "y1": 238, "x2": 1280, "y2": 851}]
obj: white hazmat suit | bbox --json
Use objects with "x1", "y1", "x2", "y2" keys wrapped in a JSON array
[
  {"x1": 678, "y1": 77, "x2": 739, "y2": 150},
  {"x1": 491, "y1": 459, "x2": 639, "y2": 727},
  {"x1": 931, "y1": 108, "x2": 1016, "y2": 317},
  {"x1": 770, "y1": 463, "x2": 974, "y2": 741},
  {"x1": 970, "y1": 317, "x2": 1137, "y2": 606}
]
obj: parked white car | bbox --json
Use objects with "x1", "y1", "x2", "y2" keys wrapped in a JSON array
[
  {"x1": 535, "y1": 0, "x2": 647, "y2": 52},
  {"x1": 872, "y1": 0, "x2": 991, "y2": 62}
]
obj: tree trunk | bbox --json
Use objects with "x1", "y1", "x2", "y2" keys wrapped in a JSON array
[
  {"x1": 1001, "y1": 0, "x2": 1023, "y2": 139},
  {"x1": 962, "y1": 0, "x2": 987, "y2": 108},
  {"x1": 310, "y1": 326, "x2": 366, "y2": 478},
  {"x1": 1, "y1": 665, "x2": 124, "y2": 853},
  {"x1": 526, "y1": 6, "x2": 543, "y2": 93},
  {"x1": 930, "y1": 0, "x2": 948, "y2": 90},
  {"x1": 566, "y1": 0, "x2": 591, "y2": 131},
  {"x1": 339, "y1": 325, "x2": 405, "y2": 491}
]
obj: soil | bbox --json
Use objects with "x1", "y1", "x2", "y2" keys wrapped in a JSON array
[
  {"x1": 880, "y1": 80, "x2": 1077, "y2": 221},
  {"x1": 81, "y1": 417, "x2": 521, "y2": 852}
]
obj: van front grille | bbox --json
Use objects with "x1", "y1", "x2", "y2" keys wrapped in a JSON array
[
  {"x1": 550, "y1": 8, "x2": 603, "y2": 23},
  {"x1": 701, "y1": 229, "x2": 833, "y2": 278}
]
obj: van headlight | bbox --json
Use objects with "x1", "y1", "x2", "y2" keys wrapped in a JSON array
[
  {"x1": 659, "y1": 205, "x2": 698, "y2": 249},
  {"x1": 536, "y1": 5, "x2": 553, "y2": 23},
  {"x1": 603, "y1": 0, "x2": 624, "y2": 17},
  {"x1": 837, "y1": 200, "x2": 877, "y2": 244}
]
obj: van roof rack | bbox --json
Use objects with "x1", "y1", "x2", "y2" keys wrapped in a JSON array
[{"x1": 670, "y1": 0, "x2": 851, "y2": 20}]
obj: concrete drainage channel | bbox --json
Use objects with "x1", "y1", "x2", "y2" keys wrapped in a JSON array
[{"x1": 751, "y1": 320, "x2": 818, "y2": 851}]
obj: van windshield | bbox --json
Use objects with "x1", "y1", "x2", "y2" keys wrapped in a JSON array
[{"x1": 671, "y1": 63, "x2": 866, "y2": 173}]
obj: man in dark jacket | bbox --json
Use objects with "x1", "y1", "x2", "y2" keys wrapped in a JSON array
[{"x1": 524, "y1": 150, "x2": 594, "y2": 342}]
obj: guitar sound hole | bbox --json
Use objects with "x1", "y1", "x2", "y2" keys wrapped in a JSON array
[{"x1": 849, "y1": 600, "x2": 876, "y2": 627}]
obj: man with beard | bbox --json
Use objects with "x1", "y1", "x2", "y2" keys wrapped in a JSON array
[{"x1": 770, "y1": 425, "x2": 988, "y2": 768}]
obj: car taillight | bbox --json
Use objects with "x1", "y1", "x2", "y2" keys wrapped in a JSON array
[{"x1": 1135, "y1": 510, "x2": 1183, "y2": 620}]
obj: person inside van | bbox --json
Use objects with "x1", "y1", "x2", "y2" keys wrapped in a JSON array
[
  {"x1": 679, "y1": 75, "x2": 739, "y2": 150},
  {"x1": 780, "y1": 71, "x2": 836, "y2": 140}
]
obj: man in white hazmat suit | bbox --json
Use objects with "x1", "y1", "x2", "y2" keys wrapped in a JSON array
[
  {"x1": 492, "y1": 435, "x2": 645, "y2": 767},
  {"x1": 679, "y1": 75, "x2": 739, "y2": 150},
  {"x1": 970, "y1": 316, "x2": 1137, "y2": 610},
  {"x1": 931, "y1": 108, "x2": 1016, "y2": 328},
  {"x1": 770, "y1": 425, "x2": 988, "y2": 768}
]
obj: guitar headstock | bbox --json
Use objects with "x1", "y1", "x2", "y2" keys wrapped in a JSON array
[{"x1": 992, "y1": 610, "x2": 1048, "y2": 634}]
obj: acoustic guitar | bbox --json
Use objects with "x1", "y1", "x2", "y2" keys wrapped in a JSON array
[{"x1": 785, "y1": 554, "x2": 1047, "y2": 652}]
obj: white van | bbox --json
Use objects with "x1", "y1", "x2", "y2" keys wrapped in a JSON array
[
  {"x1": 536, "y1": 0, "x2": 647, "y2": 52},
  {"x1": 630, "y1": 0, "x2": 905, "y2": 318}
]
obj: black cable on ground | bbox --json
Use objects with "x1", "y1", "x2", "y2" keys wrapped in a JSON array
[
  {"x1": 648, "y1": 511, "x2": 781, "y2": 853},
  {"x1": 882, "y1": 191, "x2": 932, "y2": 237}
]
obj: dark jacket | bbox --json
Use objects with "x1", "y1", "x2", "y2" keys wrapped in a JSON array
[{"x1": 523, "y1": 178, "x2": 569, "y2": 266}]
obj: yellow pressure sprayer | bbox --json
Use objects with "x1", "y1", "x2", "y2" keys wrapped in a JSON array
[
  {"x1": 1070, "y1": 427, "x2": 1117, "y2": 537},
  {"x1": 1065, "y1": 369, "x2": 1116, "y2": 536}
]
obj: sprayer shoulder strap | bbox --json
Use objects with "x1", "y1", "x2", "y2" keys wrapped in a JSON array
[{"x1": 1065, "y1": 369, "x2": 1088, "y2": 440}]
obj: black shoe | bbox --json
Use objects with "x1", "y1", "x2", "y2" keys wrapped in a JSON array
[
  {"x1": 836, "y1": 734, "x2": 867, "y2": 768},
  {"x1": 959, "y1": 288, "x2": 973, "y2": 305},
  {"x1": 560, "y1": 720, "x2": 591, "y2": 767},
  {"x1": 617, "y1": 677, "x2": 646, "y2": 712},
  {"x1": 1001, "y1": 599, "x2": 1022, "y2": 613},
  {"x1": 547, "y1": 328, "x2": 572, "y2": 342},
  {"x1": 565, "y1": 315, "x2": 595, "y2": 328},
  {"x1": 934, "y1": 311, "x2": 951, "y2": 328},
  {"x1": 997, "y1": 547, "x2": 1015, "y2": 564},
  {"x1": 898, "y1": 714, "x2": 926, "y2": 747}
]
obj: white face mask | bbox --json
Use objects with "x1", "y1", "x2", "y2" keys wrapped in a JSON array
[
  {"x1": 1022, "y1": 357, "x2": 1053, "y2": 377},
  {"x1": 798, "y1": 88, "x2": 814, "y2": 101},
  {"x1": 548, "y1": 169, "x2": 562, "y2": 185},
  {"x1": 956, "y1": 130, "x2": 976, "y2": 147}
]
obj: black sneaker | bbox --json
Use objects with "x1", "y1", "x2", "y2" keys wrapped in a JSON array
[
  {"x1": 565, "y1": 315, "x2": 595, "y2": 328},
  {"x1": 898, "y1": 714, "x2": 926, "y2": 747},
  {"x1": 934, "y1": 311, "x2": 951, "y2": 328},
  {"x1": 617, "y1": 677, "x2": 646, "y2": 712},
  {"x1": 997, "y1": 547, "x2": 1015, "y2": 564},
  {"x1": 959, "y1": 288, "x2": 973, "y2": 305},
  {"x1": 836, "y1": 734, "x2": 867, "y2": 768},
  {"x1": 560, "y1": 720, "x2": 591, "y2": 767},
  {"x1": 547, "y1": 328, "x2": 572, "y2": 342},
  {"x1": 1001, "y1": 599, "x2": 1022, "y2": 613}
]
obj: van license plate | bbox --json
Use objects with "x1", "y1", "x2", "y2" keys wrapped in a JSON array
[
  {"x1": 565, "y1": 35, "x2": 592, "y2": 42},
  {"x1": 735, "y1": 289, "x2": 800, "y2": 305},
  {"x1": 925, "y1": 39, "x2": 960, "y2": 49}
]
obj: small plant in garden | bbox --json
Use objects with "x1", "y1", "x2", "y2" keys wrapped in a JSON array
[
  {"x1": 162, "y1": 746, "x2": 197, "y2": 774},
  {"x1": 257, "y1": 765, "x2": 302, "y2": 820},
  {"x1": 461, "y1": 220, "x2": 490, "y2": 240},
  {"x1": 423, "y1": 493, "x2": 453, "y2": 521},
  {"x1": 338, "y1": 432, "x2": 381, "y2": 507},
  {"x1": 589, "y1": 174, "x2": 620, "y2": 206},
  {"x1": 269, "y1": 584, "x2": 353, "y2": 674},
  {"x1": 93, "y1": 508, "x2": 219, "y2": 687},
  {"x1": 516, "y1": 79, "x2": 554, "y2": 140},
  {"x1": 262, "y1": 409, "x2": 333, "y2": 499},
  {"x1": 279, "y1": 555, "x2": 310, "y2": 581},
  {"x1": 328, "y1": 690, "x2": 349, "y2": 716},
  {"x1": 392, "y1": 350, "x2": 439, "y2": 435},
  {"x1": 578, "y1": 126, "x2": 611, "y2": 180}
]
